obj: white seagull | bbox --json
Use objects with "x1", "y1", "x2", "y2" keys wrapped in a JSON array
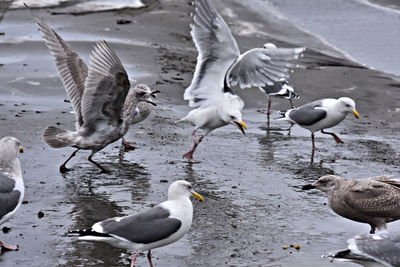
[
  {"x1": 69, "y1": 180, "x2": 203, "y2": 267},
  {"x1": 280, "y1": 97, "x2": 359, "y2": 150},
  {"x1": 0, "y1": 137, "x2": 24, "y2": 251},
  {"x1": 177, "y1": 0, "x2": 305, "y2": 162},
  {"x1": 328, "y1": 229, "x2": 400, "y2": 266},
  {"x1": 28, "y1": 7, "x2": 158, "y2": 172},
  {"x1": 121, "y1": 88, "x2": 158, "y2": 150},
  {"x1": 303, "y1": 175, "x2": 400, "y2": 234}
]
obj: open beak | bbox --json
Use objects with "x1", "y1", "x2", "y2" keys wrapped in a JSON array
[
  {"x1": 191, "y1": 191, "x2": 203, "y2": 202},
  {"x1": 233, "y1": 121, "x2": 247, "y2": 135},
  {"x1": 352, "y1": 110, "x2": 359, "y2": 119},
  {"x1": 19, "y1": 146, "x2": 24, "y2": 153},
  {"x1": 150, "y1": 90, "x2": 160, "y2": 99},
  {"x1": 302, "y1": 184, "x2": 316, "y2": 190},
  {"x1": 146, "y1": 99, "x2": 157, "y2": 106}
]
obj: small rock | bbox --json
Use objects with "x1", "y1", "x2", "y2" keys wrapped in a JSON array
[
  {"x1": 2, "y1": 226, "x2": 11, "y2": 233},
  {"x1": 160, "y1": 179, "x2": 168, "y2": 183},
  {"x1": 38, "y1": 211, "x2": 44, "y2": 219},
  {"x1": 116, "y1": 19, "x2": 132, "y2": 25}
]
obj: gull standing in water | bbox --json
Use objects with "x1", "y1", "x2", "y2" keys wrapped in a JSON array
[
  {"x1": 0, "y1": 137, "x2": 24, "y2": 251},
  {"x1": 303, "y1": 175, "x2": 400, "y2": 234},
  {"x1": 69, "y1": 180, "x2": 203, "y2": 267},
  {"x1": 28, "y1": 7, "x2": 158, "y2": 172},
  {"x1": 177, "y1": 0, "x2": 305, "y2": 162},
  {"x1": 121, "y1": 85, "x2": 158, "y2": 150},
  {"x1": 280, "y1": 97, "x2": 359, "y2": 150}
]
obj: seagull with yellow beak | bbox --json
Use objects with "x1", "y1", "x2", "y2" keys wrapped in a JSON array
[
  {"x1": 177, "y1": 0, "x2": 304, "y2": 162},
  {"x1": 280, "y1": 97, "x2": 360, "y2": 150}
]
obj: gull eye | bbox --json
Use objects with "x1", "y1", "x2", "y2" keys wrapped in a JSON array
[
  {"x1": 187, "y1": 185, "x2": 192, "y2": 190},
  {"x1": 230, "y1": 115, "x2": 235, "y2": 120}
]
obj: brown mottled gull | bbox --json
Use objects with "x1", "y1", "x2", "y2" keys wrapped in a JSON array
[
  {"x1": 28, "y1": 7, "x2": 158, "y2": 172},
  {"x1": 303, "y1": 175, "x2": 400, "y2": 234}
]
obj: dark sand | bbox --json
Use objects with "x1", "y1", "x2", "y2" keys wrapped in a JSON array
[{"x1": 0, "y1": 0, "x2": 399, "y2": 266}]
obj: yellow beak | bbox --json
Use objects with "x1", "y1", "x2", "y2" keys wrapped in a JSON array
[
  {"x1": 352, "y1": 110, "x2": 360, "y2": 119},
  {"x1": 191, "y1": 192, "x2": 203, "y2": 202},
  {"x1": 234, "y1": 121, "x2": 247, "y2": 135},
  {"x1": 19, "y1": 146, "x2": 24, "y2": 153}
]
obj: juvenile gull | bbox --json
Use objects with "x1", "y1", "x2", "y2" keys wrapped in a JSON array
[
  {"x1": 0, "y1": 137, "x2": 24, "y2": 251},
  {"x1": 69, "y1": 180, "x2": 203, "y2": 267},
  {"x1": 28, "y1": 8, "x2": 158, "y2": 172},
  {"x1": 177, "y1": 0, "x2": 305, "y2": 162},
  {"x1": 328, "y1": 229, "x2": 400, "y2": 266},
  {"x1": 280, "y1": 97, "x2": 359, "y2": 150},
  {"x1": 121, "y1": 88, "x2": 158, "y2": 150},
  {"x1": 303, "y1": 175, "x2": 400, "y2": 234}
]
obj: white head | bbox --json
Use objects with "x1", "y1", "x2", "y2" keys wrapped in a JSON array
[
  {"x1": 220, "y1": 94, "x2": 247, "y2": 135},
  {"x1": 305, "y1": 175, "x2": 345, "y2": 194},
  {"x1": 262, "y1": 43, "x2": 277, "y2": 50},
  {"x1": 0, "y1": 137, "x2": 23, "y2": 174},
  {"x1": 168, "y1": 180, "x2": 203, "y2": 202},
  {"x1": 337, "y1": 97, "x2": 359, "y2": 118}
]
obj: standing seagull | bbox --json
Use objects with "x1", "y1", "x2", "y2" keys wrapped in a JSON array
[
  {"x1": 303, "y1": 175, "x2": 400, "y2": 234},
  {"x1": 280, "y1": 97, "x2": 359, "y2": 150},
  {"x1": 28, "y1": 8, "x2": 158, "y2": 172},
  {"x1": 177, "y1": 0, "x2": 305, "y2": 162},
  {"x1": 0, "y1": 137, "x2": 24, "y2": 251},
  {"x1": 121, "y1": 85, "x2": 158, "y2": 150},
  {"x1": 258, "y1": 43, "x2": 299, "y2": 126},
  {"x1": 69, "y1": 180, "x2": 203, "y2": 267},
  {"x1": 328, "y1": 229, "x2": 400, "y2": 266}
]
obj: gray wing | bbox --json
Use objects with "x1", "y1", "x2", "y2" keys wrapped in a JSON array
[
  {"x1": 30, "y1": 10, "x2": 88, "y2": 128},
  {"x1": 288, "y1": 100, "x2": 326, "y2": 126},
  {"x1": 228, "y1": 47, "x2": 305, "y2": 89},
  {"x1": 97, "y1": 206, "x2": 182, "y2": 244},
  {"x1": 259, "y1": 81, "x2": 287, "y2": 95},
  {"x1": 349, "y1": 230, "x2": 400, "y2": 266},
  {"x1": 81, "y1": 41, "x2": 130, "y2": 129},
  {"x1": 345, "y1": 180, "x2": 400, "y2": 216},
  {"x1": 0, "y1": 173, "x2": 20, "y2": 220},
  {"x1": 184, "y1": 0, "x2": 240, "y2": 108}
]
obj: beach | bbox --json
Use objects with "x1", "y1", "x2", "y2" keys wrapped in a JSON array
[{"x1": 0, "y1": 0, "x2": 400, "y2": 266}]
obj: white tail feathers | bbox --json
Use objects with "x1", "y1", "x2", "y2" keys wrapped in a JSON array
[{"x1": 42, "y1": 126, "x2": 74, "y2": 148}]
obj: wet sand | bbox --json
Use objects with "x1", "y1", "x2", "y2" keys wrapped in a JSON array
[{"x1": 0, "y1": 0, "x2": 400, "y2": 266}]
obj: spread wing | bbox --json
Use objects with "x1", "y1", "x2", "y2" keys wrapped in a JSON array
[
  {"x1": 30, "y1": 10, "x2": 87, "y2": 128},
  {"x1": 345, "y1": 180, "x2": 400, "y2": 217},
  {"x1": 184, "y1": 0, "x2": 240, "y2": 108},
  {"x1": 81, "y1": 41, "x2": 130, "y2": 129},
  {"x1": 228, "y1": 47, "x2": 305, "y2": 89}
]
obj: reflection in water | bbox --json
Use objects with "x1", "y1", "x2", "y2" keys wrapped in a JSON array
[
  {"x1": 285, "y1": 159, "x2": 335, "y2": 185},
  {"x1": 60, "y1": 156, "x2": 151, "y2": 266}
]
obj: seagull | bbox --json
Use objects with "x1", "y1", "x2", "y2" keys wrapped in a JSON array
[
  {"x1": 69, "y1": 180, "x2": 203, "y2": 267},
  {"x1": 302, "y1": 175, "x2": 400, "y2": 234},
  {"x1": 177, "y1": 0, "x2": 305, "y2": 162},
  {"x1": 121, "y1": 86, "x2": 158, "y2": 150},
  {"x1": 28, "y1": 7, "x2": 158, "y2": 172},
  {"x1": 328, "y1": 229, "x2": 400, "y2": 266},
  {"x1": 0, "y1": 137, "x2": 24, "y2": 251},
  {"x1": 279, "y1": 97, "x2": 359, "y2": 150}
]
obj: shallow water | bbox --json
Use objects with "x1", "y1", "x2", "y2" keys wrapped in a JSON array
[{"x1": 0, "y1": 0, "x2": 399, "y2": 266}]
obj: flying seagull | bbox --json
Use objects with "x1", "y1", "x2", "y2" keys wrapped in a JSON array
[
  {"x1": 0, "y1": 137, "x2": 24, "y2": 251},
  {"x1": 69, "y1": 180, "x2": 203, "y2": 267},
  {"x1": 28, "y1": 7, "x2": 158, "y2": 172},
  {"x1": 328, "y1": 229, "x2": 400, "y2": 266},
  {"x1": 280, "y1": 97, "x2": 359, "y2": 150},
  {"x1": 303, "y1": 175, "x2": 400, "y2": 234},
  {"x1": 177, "y1": 0, "x2": 305, "y2": 162}
]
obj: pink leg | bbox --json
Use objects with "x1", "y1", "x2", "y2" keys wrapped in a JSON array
[
  {"x1": 183, "y1": 131, "x2": 204, "y2": 163},
  {"x1": 130, "y1": 252, "x2": 140, "y2": 267},
  {"x1": 147, "y1": 250, "x2": 154, "y2": 267},
  {"x1": 267, "y1": 97, "x2": 271, "y2": 126},
  {"x1": 321, "y1": 129, "x2": 343, "y2": 143},
  {"x1": 0, "y1": 240, "x2": 18, "y2": 251},
  {"x1": 289, "y1": 99, "x2": 295, "y2": 109},
  {"x1": 122, "y1": 137, "x2": 136, "y2": 150}
]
